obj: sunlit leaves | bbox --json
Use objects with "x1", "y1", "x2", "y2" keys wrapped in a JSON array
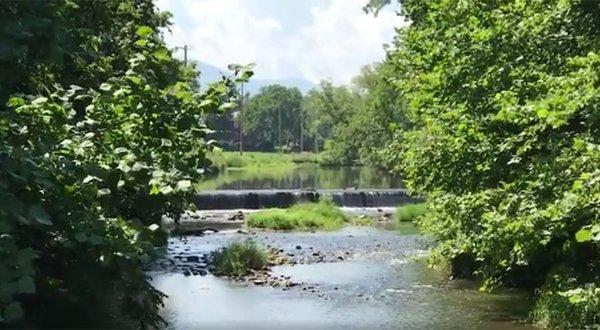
[
  {"x1": 575, "y1": 224, "x2": 600, "y2": 243},
  {"x1": 381, "y1": 0, "x2": 600, "y2": 327},
  {"x1": 176, "y1": 180, "x2": 192, "y2": 191},
  {"x1": 135, "y1": 26, "x2": 153, "y2": 38},
  {"x1": 0, "y1": 0, "x2": 245, "y2": 326}
]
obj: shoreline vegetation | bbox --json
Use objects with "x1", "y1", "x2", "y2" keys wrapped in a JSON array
[
  {"x1": 208, "y1": 151, "x2": 320, "y2": 172},
  {"x1": 4, "y1": 0, "x2": 599, "y2": 328},
  {"x1": 246, "y1": 200, "x2": 347, "y2": 231}
]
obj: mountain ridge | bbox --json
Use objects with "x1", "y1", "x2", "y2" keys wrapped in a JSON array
[{"x1": 197, "y1": 62, "x2": 316, "y2": 95}]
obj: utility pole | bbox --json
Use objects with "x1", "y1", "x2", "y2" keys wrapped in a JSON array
[
  {"x1": 183, "y1": 45, "x2": 188, "y2": 66},
  {"x1": 278, "y1": 107, "x2": 282, "y2": 153},
  {"x1": 300, "y1": 108, "x2": 304, "y2": 153},
  {"x1": 239, "y1": 83, "x2": 244, "y2": 155},
  {"x1": 174, "y1": 45, "x2": 189, "y2": 66}
]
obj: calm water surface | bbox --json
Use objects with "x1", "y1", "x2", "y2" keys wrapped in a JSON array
[{"x1": 199, "y1": 165, "x2": 403, "y2": 190}]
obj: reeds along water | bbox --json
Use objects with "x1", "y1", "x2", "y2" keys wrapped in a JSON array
[{"x1": 193, "y1": 189, "x2": 416, "y2": 210}]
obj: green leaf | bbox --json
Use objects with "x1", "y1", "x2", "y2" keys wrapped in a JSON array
[
  {"x1": 129, "y1": 76, "x2": 142, "y2": 85},
  {"x1": 99, "y1": 83, "x2": 112, "y2": 91},
  {"x1": 97, "y1": 188, "x2": 111, "y2": 196},
  {"x1": 149, "y1": 185, "x2": 160, "y2": 195},
  {"x1": 131, "y1": 162, "x2": 147, "y2": 172},
  {"x1": 82, "y1": 175, "x2": 101, "y2": 184},
  {"x1": 134, "y1": 39, "x2": 148, "y2": 47},
  {"x1": 159, "y1": 185, "x2": 173, "y2": 195},
  {"x1": 161, "y1": 138, "x2": 173, "y2": 147},
  {"x1": 176, "y1": 180, "x2": 192, "y2": 191},
  {"x1": 153, "y1": 48, "x2": 169, "y2": 61},
  {"x1": 135, "y1": 26, "x2": 154, "y2": 37},
  {"x1": 575, "y1": 228, "x2": 592, "y2": 242},
  {"x1": 28, "y1": 205, "x2": 52, "y2": 225}
]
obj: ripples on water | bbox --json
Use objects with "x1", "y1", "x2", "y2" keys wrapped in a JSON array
[{"x1": 152, "y1": 227, "x2": 534, "y2": 329}]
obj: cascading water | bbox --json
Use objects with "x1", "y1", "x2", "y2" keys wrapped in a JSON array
[{"x1": 193, "y1": 189, "x2": 416, "y2": 210}]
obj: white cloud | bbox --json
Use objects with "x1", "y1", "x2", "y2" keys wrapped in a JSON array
[{"x1": 156, "y1": 0, "x2": 404, "y2": 84}]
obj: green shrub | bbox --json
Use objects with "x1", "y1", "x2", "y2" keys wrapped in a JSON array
[
  {"x1": 533, "y1": 275, "x2": 600, "y2": 329},
  {"x1": 208, "y1": 151, "x2": 317, "y2": 172},
  {"x1": 209, "y1": 241, "x2": 267, "y2": 277},
  {"x1": 378, "y1": 0, "x2": 600, "y2": 326},
  {"x1": 0, "y1": 1, "x2": 251, "y2": 327},
  {"x1": 395, "y1": 203, "x2": 427, "y2": 222},
  {"x1": 246, "y1": 200, "x2": 346, "y2": 231},
  {"x1": 350, "y1": 215, "x2": 374, "y2": 226}
]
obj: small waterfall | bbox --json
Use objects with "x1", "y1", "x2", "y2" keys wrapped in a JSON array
[{"x1": 193, "y1": 189, "x2": 416, "y2": 210}]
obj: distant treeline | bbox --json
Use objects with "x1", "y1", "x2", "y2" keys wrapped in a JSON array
[{"x1": 206, "y1": 62, "x2": 405, "y2": 167}]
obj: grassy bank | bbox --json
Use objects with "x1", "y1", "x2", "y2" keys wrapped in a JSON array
[
  {"x1": 247, "y1": 200, "x2": 346, "y2": 231},
  {"x1": 209, "y1": 151, "x2": 320, "y2": 171}
]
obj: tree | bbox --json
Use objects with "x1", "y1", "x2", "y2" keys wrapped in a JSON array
[
  {"x1": 381, "y1": 0, "x2": 600, "y2": 327},
  {"x1": 303, "y1": 65, "x2": 406, "y2": 166},
  {"x1": 303, "y1": 81, "x2": 358, "y2": 156},
  {"x1": 0, "y1": 1, "x2": 249, "y2": 327},
  {"x1": 240, "y1": 85, "x2": 302, "y2": 151}
]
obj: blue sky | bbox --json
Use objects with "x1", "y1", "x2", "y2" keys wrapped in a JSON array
[{"x1": 156, "y1": 0, "x2": 405, "y2": 84}]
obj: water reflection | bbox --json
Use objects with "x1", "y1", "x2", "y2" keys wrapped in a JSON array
[{"x1": 197, "y1": 165, "x2": 403, "y2": 190}]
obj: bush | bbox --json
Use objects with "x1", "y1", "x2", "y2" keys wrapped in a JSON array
[
  {"x1": 379, "y1": 0, "x2": 600, "y2": 326},
  {"x1": 209, "y1": 241, "x2": 267, "y2": 277},
  {"x1": 395, "y1": 203, "x2": 427, "y2": 222},
  {"x1": 0, "y1": 1, "x2": 251, "y2": 327},
  {"x1": 350, "y1": 215, "x2": 374, "y2": 226},
  {"x1": 246, "y1": 200, "x2": 346, "y2": 230},
  {"x1": 533, "y1": 275, "x2": 600, "y2": 329},
  {"x1": 208, "y1": 151, "x2": 317, "y2": 172}
]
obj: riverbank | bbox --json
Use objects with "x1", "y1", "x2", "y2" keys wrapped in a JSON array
[
  {"x1": 165, "y1": 207, "x2": 398, "y2": 235},
  {"x1": 209, "y1": 151, "x2": 320, "y2": 171}
]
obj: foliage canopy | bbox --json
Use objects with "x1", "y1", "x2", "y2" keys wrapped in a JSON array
[
  {"x1": 0, "y1": 0, "x2": 249, "y2": 327},
  {"x1": 380, "y1": 0, "x2": 600, "y2": 327}
]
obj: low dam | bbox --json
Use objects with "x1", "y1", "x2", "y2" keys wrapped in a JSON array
[{"x1": 193, "y1": 188, "x2": 416, "y2": 209}]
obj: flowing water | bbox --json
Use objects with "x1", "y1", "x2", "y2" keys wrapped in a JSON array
[
  {"x1": 153, "y1": 166, "x2": 535, "y2": 329},
  {"x1": 152, "y1": 226, "x2": 534, "y2": 329},
  {"x1": 193, "y1": 189, "x2": 416, "y2": 209}
]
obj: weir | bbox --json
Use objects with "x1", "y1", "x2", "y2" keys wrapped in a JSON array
[{"x1": 193, "y1": 189, "x2": 416, "y2": 210}]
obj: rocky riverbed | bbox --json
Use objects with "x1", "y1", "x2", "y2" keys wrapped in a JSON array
[
  {"x1": 150, "y1": 224, "x2": 534, "y2": 329},
  {"x1": 152, "y1": 222, "x2": 420, "y2": 293}
]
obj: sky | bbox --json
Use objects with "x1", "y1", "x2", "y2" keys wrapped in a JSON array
[{"x1": 155, "y1": 0, "x2": 405, "y2": 84}]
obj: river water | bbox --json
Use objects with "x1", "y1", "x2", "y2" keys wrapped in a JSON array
[
  {"x1": 198, "y1": 165, "x2": 403, "y2": 190},
  {"x1": 152, "y1": 226, "x2": 534, "y2": 329},
  {"x1": 152, "y1": 165, "x2": 535, "y2": 329}
]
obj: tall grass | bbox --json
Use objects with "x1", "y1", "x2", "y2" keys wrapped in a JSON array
[
  {"x1": 209, "y1": 240, "x2": 267, "y2": 277},
  {"x1": 247, "y1": 200, "x2": 346, "y2": 231},
  {"x1": 395, "y1": 203, "x2": 427, "y2": 222},
  {"x1": 209, "y1": 151, "x2": 318, "y2": 171}
]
